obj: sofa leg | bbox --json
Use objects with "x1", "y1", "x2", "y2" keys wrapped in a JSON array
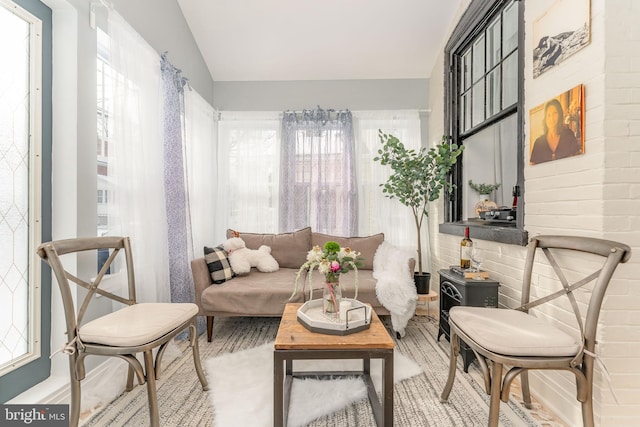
[{"x1": 206, "y1": 316, "x2": 214, "y2": 342}]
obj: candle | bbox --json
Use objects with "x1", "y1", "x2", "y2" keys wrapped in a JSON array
[{"x1": 339, "y1": 301, "x2": 351, "y2": 321}]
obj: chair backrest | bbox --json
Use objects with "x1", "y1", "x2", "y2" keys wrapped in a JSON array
[
  {"x1": 37, "y1": 236, "x2": 137, "y2": 341},
  {"x1": 519, "y1": 235, "x2": 631, "y2": 356}
]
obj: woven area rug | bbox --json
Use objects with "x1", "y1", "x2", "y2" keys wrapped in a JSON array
[{"x1": 82, "y1": 315, "x2": 545, "y2": 426}]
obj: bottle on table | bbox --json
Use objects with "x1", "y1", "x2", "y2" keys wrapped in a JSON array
[{"x1": 460, "y1": 226, "x2": 473, "y2": 269}]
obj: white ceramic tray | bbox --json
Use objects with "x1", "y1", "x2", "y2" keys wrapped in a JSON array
[{"x1": 296, "y1": 298, "x2": 372, "y2": 335}]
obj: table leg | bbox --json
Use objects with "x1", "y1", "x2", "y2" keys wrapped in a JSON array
[
  {"x1": 274, "y1": 351, "x2": 284, "y2": 427},
  {"x1": 382, "y1": 352, "x2": 394, "y2": 426},
  {"x1": 283, "y1": 360, "x2": 293, "y2": 425}
]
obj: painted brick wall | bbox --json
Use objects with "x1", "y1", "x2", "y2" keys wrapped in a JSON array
[
  {"x1": 428, "y1": 0, "x2": 640, "y2": 425},
  {"x1": 600, "y1": 0, "x2": 640, "y2": 425}
]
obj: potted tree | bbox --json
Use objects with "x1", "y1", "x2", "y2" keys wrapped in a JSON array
[{"x1": 374, "y1": 131, "x2": 463, "y2": 294}]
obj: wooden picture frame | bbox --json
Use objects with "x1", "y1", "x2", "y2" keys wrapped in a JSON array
[{"x1": 529, "y1": 85, "x2": 585, "y2": 165}]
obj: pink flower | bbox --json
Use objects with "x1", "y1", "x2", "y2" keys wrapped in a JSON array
[{"x1": 330, "y1": 261, "x2": 341, "y2": 272}]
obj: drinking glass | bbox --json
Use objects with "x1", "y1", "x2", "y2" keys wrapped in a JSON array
[{"x1": 471, "y1": 247, "x2": 484, "y2": 275}]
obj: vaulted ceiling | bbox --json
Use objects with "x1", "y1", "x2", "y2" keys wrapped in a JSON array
[{"x1": 178, "y1": 0, "x2": 463, "y2": 82}]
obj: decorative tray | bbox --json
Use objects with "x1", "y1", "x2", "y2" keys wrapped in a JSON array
[{"x1": 296, "y1": 298, "x2": 371, "y2": 335}]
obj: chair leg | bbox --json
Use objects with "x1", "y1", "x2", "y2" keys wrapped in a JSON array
[
  {"x1": 488, "y1": 362, "x2": 503, "y2": 427},
  {"x1": 580, "y1": 357, "x2": 595, "y2": 427},
  {"x1": 581, "y1": 398, "x2": 595, "y2": 427},
  {"x1": 520, "y1": 370, "x2": 533, "y2": 409},
  {"x1": 68, "y1": 357, "x2": 81, "y2": 427},
  {"x1": 143, "y1": 350, "x2": 160, "y2": 427},
  {"x1": 126, "y1": 365, "x2": 135, "y2": 392},
  {"x1": 440, "y1": 331, "x2": 460, "y2": 402},
  {"x1": 206, "y1": 316, "x2": 214, "y2": 342},
  {"x1": 189, "y1": 323, "x2": 210, "y2": 391}
]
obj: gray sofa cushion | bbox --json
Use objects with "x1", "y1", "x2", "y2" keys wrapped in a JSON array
[
  {"x1": 200, "y1": 268, "x2": 304, "y2": 316},
  {"x1": 311, "y1": 232, "x2": 384, "y2": 270},
  {"x1": 227, "y1": 227, "x2": 311, "y2": 269}
]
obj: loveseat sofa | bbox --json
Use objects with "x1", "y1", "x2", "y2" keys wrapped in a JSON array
[{"x1": 190, "y1": 227, "x2": 415, "y2": 341}]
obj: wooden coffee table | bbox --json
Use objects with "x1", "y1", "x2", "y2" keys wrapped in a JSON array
[{"x1": 274, "y1": 303, "x2": 395, "y2": 426}]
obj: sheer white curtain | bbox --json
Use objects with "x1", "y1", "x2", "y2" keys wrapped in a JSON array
[
  {"x1": 353, "y1": 110, "x2": 422, "y2": 262},
  {"x1": 184, "y1": 89, "x2": 218, "y2": 255},
  {"x1": 215, "y1": 112, "x2": 280, "y2": 243},
  {"x1": 106, "y1": 11, "x2": 170, "y2": 303}
]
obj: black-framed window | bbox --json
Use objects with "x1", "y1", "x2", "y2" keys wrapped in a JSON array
[{"x1": 440, "y1": 0, "x2": 528, "y2": 246}]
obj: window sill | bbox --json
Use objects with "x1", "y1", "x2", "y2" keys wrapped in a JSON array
[{"x1": 439, "y1": 221, "x2": 528, "y2": 246}]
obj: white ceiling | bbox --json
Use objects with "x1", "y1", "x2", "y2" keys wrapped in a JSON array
[{"x1": 177, "y1": 0, "x2": 463, "y2": 82}]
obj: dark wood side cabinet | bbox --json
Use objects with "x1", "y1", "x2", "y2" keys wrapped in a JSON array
[{"x1": 437, "y1": 269, "x2": 500, "y2": 372}]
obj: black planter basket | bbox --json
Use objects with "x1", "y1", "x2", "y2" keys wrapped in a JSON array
[{"x1": 414, "y1": 272, "x2": 431, "y2": 294}]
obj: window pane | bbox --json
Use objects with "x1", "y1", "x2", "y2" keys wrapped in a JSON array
[
  {"x1": 461, "y1": 91, "x2": 471, "y2": 132},
  {"x1": 0, "y1": 4, "x2": 32, "y2": 370},
  {"x1": 462, "y1": 49, "x2": 471, "y2": 90},
  {"x1": 97, "y1": 29, "x2": 111, "y2": 239},
  {"x1": 462, "y1": 114, "x2": 518, "y2": 220},
  {"x1": 502, "y1": 52, "x2": 518, "y2": 108},
  {"x1": 486, "y1": 17, "x2": 501, "y2": 69},
  {"x1": 472, "y1": 34, "x2": 485, "y2": 83},
  {"x1": 503, "y1": 0, "x2": 518, "y2": 55},
  {"x1": 487, "y1": 68, "x2": 501, "y2": 117},
  {"x1": 472, "y1": 80, "x2": 485, "y2": 127}
]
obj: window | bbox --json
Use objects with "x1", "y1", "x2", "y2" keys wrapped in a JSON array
[
  {"x1": 97, "y1": 28, "x2": 111, "y2": 238},
  {"x1": 280, "y1": 110, "x2": 356, "y2": 236},
  {"x1": 441, "y1": 0, "x2": 527, "y2": 245},
  {"x1": 216, "y1": 111, "x2": 423, "y2": 251},
  {"x1": 0, "y1": 0, "x2": 52, "y2": 401},
  {"x1": 216, "y1": 112, "x2": 281, "y2": 242}
]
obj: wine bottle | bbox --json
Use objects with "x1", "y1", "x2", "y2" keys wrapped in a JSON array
[{"x1": 460, "y1": 226, "x2": 473, "y2": 269}]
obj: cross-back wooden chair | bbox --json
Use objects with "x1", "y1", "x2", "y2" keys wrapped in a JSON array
[
  {"x1": 37, "y1": 236, "x2": 209, "y2": 427},
  {"x1": 440, "y1": 235, "x2": 631, "y2": 427}
]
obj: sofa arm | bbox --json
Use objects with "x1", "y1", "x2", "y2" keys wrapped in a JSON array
[
  {"x1": 408, "y1": 258, "x2": 416, "y2": 274},
  {"x1": 191, "y1": 258, "x2": 210, "y2": 315}
]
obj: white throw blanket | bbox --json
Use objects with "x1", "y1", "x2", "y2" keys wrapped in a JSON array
[{"x1": 373, "y1": 241, "x2": 418, "y2": 337}]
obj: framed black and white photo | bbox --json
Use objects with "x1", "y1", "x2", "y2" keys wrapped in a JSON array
[{"x1": 533, "y1": 0, "x2": 591, "y2": 78}]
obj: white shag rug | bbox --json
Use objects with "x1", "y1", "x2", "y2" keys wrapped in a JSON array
[{"x1": 205, "y1": 342, "x2": 422, "y2": 427}]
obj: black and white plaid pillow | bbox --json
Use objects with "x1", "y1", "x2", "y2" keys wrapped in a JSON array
[{"x1": 204, "y1": 246, "x2": 235, "y2": 284}]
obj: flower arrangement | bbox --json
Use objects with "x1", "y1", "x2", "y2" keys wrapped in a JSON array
[
  {"x1": 290, "y1": 241, "x2": 363, "y2": 313},
  {"x1": 468, "y1": 180, "x2": 501, "y2": 195}
]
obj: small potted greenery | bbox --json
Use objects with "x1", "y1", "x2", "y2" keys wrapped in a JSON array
[
  {"x1": 468, "y1": 180, "x2": 501, "y2": 218},
  {"x1": 374, "y1": 131, "x2": 463, "y2": 293},
  {"x1": 468, "y1": 180, "x2": 501, "y2": 199}
]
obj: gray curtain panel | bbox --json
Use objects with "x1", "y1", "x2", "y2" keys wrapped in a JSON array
[
  {"x1": 280, "y1": 107, "x2": 357, "y2": 236},
  {"x1": 160, "y1": 54, "x2": 204, "y2": 333}
]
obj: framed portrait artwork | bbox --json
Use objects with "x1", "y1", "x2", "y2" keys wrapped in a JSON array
[
  {"x1": 529, "y1": 84, "x2": 585, "y2": 165},
  {"x1": 533, "y1": 0, "x2": 591, "y2": 78}
]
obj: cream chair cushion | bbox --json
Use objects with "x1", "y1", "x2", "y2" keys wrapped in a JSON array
[
  {"x1": 79, "y1": 303, "x2": 198, "y2": 346},
  {"x1": 449, "y1": 306, "x2": 580, "y2": 357}
]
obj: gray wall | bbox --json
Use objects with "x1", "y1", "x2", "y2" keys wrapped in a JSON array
[
  {"x1": 111, "y1": 0, "x2": 214, "y2": 103},
  {"x1": 213, "y1": 79, "x2": 429, "y2": 112},
  {"x1": 213, "y1": 78, "x2": 431, "y2": 146}
]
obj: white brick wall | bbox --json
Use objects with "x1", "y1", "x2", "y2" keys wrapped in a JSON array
[
  {"x1": 428, "y1": 0, "x2": 640, "y2": 425},
  {"x1": 600, "y1": 0, "x2": 640, "y2": 424}
]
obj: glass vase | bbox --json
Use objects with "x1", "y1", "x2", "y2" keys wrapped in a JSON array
[{"x1": 323, "y1": 282, "x2": 342, "y2": 316}]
